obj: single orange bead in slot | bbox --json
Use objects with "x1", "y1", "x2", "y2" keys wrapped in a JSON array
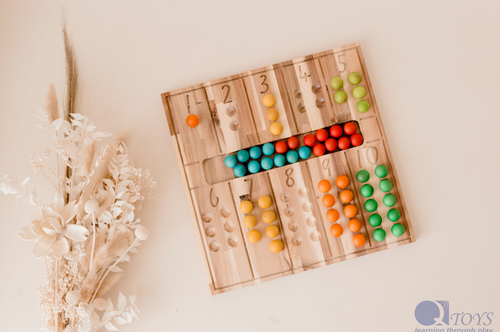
[
  {"x1": 330, "y1": 224, "x2": 344, "y2": 237},
  {"x1": 344, "y1": 204, "x2": 358, "y2": 218},
  {"x1": 326, "y1": 209, "x2": 340, "y2": 222},
  {"x1": 336, "y1": 175, "x2": 350, "y2": 189},
  {"x1": 186, "y1": 114, "x2": 199, "y2": 128},
  {"x1": 318, "y1": 179, "x2": 331, "y2": 193},
  {"x1": 322, "y1": 194, "x2": 335, "y2": 208},
  {"x1": 340, "y1": 190, "x2": 354, "y2": 204},
  {"x1": 352, "y1": 233, "x2": 366, "y2": 247},
  {"x1": 348, "y1": 219, "x2": 362, "y2": 232}
]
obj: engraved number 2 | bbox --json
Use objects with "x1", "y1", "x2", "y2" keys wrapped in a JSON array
[{"x1": 222, "y1": 84, "x2": 232, "y2": 104}]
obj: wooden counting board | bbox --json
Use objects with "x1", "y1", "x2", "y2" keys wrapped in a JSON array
[{"x1": 161, "y1": 43, "x2": 415, "y2": 295}]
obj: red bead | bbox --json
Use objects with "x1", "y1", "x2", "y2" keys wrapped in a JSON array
[
  {"x1": 275, "y1": 141, "x2": 288, "y2": 154},
  {"x1": 350, "y1": 133, "x2": 363, "y2": 147},
  {"x1": 303, "y1": 134, "x2": 317, "y2": 147},
  {"x1": 325, "y1": 138, "x2": 337, "y2": 151},
  {"x1": 343, "y1": 122, "x2": 357, "y2": 136},
  {"x1": 312, "y1": 143, "x2": 326, "y2": 156},
  {"x1": 315, "y1": 129, "x2": 329, "y2": 142},
  {"x1": 287, "y1": 136, "x2": 300, "y2": 150},
  {"x1": 330, "y1": 125, "x2": 343, "y2": 138},
  {"x1": 338, "y1": 137, "x2": 351, "y2": 150}
]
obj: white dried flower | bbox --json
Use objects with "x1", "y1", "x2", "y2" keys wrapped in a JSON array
[
  {"x1": 93, "y1": 298, "x2": 107, "y2": 311},
  {"x1": 84, "y1": 199, "x2": 99, "y2": 214},
  {"x1": 77, "y1": 302, "x2": 91, "y2": 317},
  {"x1": 135, "y1": 226, "x2": 149, "y2": 241},
  {"x1": 65, "y1": 290, "x2": 80, "y2": 305}
]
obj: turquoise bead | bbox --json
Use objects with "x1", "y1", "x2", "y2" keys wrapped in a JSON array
[
  {"x1": 262, "y1": 143, "x2": 275, "y2": 156},
  {"x1": 298, "y1": 146, "x2": 311, "y2": 159},
  {"x1": 261, "y1": 157, "x2": 273, "y2": 170},
  {"x1": 224, "y1": 155, "x2": 237, "y2": 168},
  {"x1": 274, "y1": 154, "x2": 286, "y2": 167},
  {"x1": 249, "y1": 146, "x2": 262, "y2": 159},
  {"x1": 233, "y1": 164, "x2": 246, "y2": 177},
  {"x1": 248, "y1": 160, "x2": 261, "y2": 174},
  {"x1": 286, "y1": 150, "x2": 299, "y2": 164},
  {"x1": 237, "y1": 150, "x2": 249, "y2": 163}
]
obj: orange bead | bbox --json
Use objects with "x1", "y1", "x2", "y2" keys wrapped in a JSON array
[
  {"x1": 340, "y1": 190, "x2": 354, "y2": 204},
  {"x1": 352, "y1": 233, "x2": 366, "y2": 247},
  {"x1": 318, "y1": 179, "x2": 331, "y2": 193},
  {"x1": 344, "y1": 204, "x2": 358, "y2": 218},
  {"x1": 186, "y1": 114, "x2": 199, "y2": 128},
  {"x1": 322, "y1": 194, "x2": 335, "y2": 208},
  {"x1": 326, "y1": 209, "x2": 339, "y2": 222},
  {"x1": 348, "y1": 219, "x2": 362, "y2": 232},
  {"x1": 330, "y1": 224, "x2": 344, "y2": 237},
  {"x1": 336, "y1": 175, "x2": 349, "y2": 189}
]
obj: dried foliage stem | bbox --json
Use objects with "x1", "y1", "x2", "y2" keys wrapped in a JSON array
[{"x1": 90, "y1": 238, "x2": 139, "y2": 303}]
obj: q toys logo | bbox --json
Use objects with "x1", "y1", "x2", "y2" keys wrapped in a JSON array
[{"x1": 414, "y1": 301, "x2": 494, "y2": 332}]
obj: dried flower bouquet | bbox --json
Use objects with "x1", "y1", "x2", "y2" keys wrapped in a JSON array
[{"x1": 0, "y1": 28, "x2": 155, "y2": 332}]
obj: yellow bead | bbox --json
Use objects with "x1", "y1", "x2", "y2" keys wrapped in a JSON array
[
  {"x1": 247, "y1": 229, "x2": 261, "y2": 243},
  {"x1": 270, "y1": 239, "x2": 283, "y2": 253},
  {"x1": 262, "y1": 94, "x2": 276, "y2": 107},
  {"x1": 258, "y1": 196, "x2": 272, "y2": 209},
  {"x1": 262, "y1": 210, "x2": 276, "y2": 224},
  {"x1": 266, "y1": 225, "x2": 279, "y2": 239},
  {"x1": 266, "y1": 108, "x2": 279, "y2": 121},
  {"x1": 270, "y1": 122, "x2": 283, "y2": 136},
  {"x1": 239, "y1": 201, "x2": 253, "y2": 214},
  {"x1": 243, "y1": 215, "x2": 257, "y2": 228}
]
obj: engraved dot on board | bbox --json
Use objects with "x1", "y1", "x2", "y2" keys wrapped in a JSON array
[
  {"x1": 229, "y1": 120, "x2": 240, "y2": 131},
  {"x1": 311, "y1": 84, "x2": 322, "y2": 94},
  {"x1": 226, "y1": 106, "x2": 237, "y2": 117},
  {"x1": 298, "y1": 102, "x2": 306, "y2": 112},
  {"x1": 201, "y1": 211, "x2": 213, "y2": 223},
  {"x1": 223, "y1": 221, "x2": 235, "y2": 233},
  {"x1": 291, "y1": 235, "x2": 303, "y2": 247},
  {"x1": 205, "y1": 226, "x2": 216, "y2": 238},
  {"x1": 227, "y1": 236, "x2": 238, "y2": 248},
  {"x1": 208, "y1": 241, "x2": 220, "y2": 252},
  {"x1": 298, "y1": 187, "x2": 308, "y2": 198},
  {"x1": 316, "y1": 97, "x2": 326, "y2": 108},
  {"x1": 288, "y1": 221, "x2": 299, "y2": 232},
  {"x1": 284, "y1": 206, "x2": 295, "y2": 217},
  {"x1": 310, "y1": 231, "x2": 321, "y2": 242},
  {"x1": 280, "y1": 192, "x2": 291, "y2": 202},
  {"x1": 220, "y1": 207, "x2": 231, "y2": 218},
  {"x1": 302, "y1": 202, "x2": 312, "y2": 212},
  {"x1": 306, "y1": 216, "x2": 317, "y2": 227},
  {"x1": 294, "y1": 88, "x2": 302, "y2": 98}
]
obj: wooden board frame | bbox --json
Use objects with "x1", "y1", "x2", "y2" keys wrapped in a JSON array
[{"x1": 161, "y1": 43, "x2": 415, "y2": 295}]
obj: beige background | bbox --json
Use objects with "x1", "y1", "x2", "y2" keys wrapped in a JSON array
[{"x1": 1, "y1": 0, "x2": 499, "y2": 331}]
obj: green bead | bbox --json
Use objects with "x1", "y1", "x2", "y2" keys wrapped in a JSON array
[
  {"x1": 373, "y1": 228, "x2": 386, "y2": 242},
  {"x1": 379, "y1": 179, "x2": 393, "y2": 192},
  {"x1": 383, "y1": 194, "x2": 396, "y2": 207},
  {"x1": 369, "y1": 214, "x2": 382, "y2": 227},
  {"x1": 356, "y1": 169, "x2": 370, "y2": 183},
  {"x1": 352, "y1": 86, "x2": 366, "y2": 99},
  {"x1": 365, "y1": 199, "x2": 378, "y2": 212},
  {"x1": 334, "y1": 91, "x2": 348, "y2": 104},
  {"x1": 387, "y1": 208, "x2": 400, "y2": 222},
  {"x1": 360, "y1": 184, "x2": 374, "y2": 197},
  {"x1": 391, "y1": 223, "x2": 405, "y2": 237},
  {"x1": 330, "y1": 76, "x2": 343, "y2": 89},
  {"x1": 357, "y1": 100, "x2": 370, "y2": 113},
  {"x1": 375, "y1": 165, "x2": 388, "y2": 178},
  {"x1": 348, "y1": 72, "x2": 362, "y2": 85}
]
